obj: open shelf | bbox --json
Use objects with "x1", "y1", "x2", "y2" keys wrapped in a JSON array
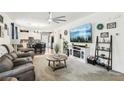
[
  {"x1": 95, "y1": 35, "x2": 112, "y2": 71},
  {"x1": 97, "y1": 56, "x2": 111, "y2": 60},
  {"x1": 96, "y1": 48, "x2": 111, "y2": 52},
  {"x1": 98, "y1": 42, "x2": 110, "y2": 44},
  {"x1": 96, "y1": 62, "x2": 112, "y2": 70}
]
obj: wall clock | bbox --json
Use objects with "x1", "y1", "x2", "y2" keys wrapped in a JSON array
[{"x1": 97, "y1": 24, "x2": 104, "y2": 30}]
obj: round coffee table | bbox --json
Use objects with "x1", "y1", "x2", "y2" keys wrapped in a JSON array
[{"x1": 46, "y1": 54, "x2": 68, "y2": 71}]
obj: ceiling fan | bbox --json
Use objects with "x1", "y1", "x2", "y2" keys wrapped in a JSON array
[{"x1": 48, "y1": 12, "x2": 67, "y2": 24}]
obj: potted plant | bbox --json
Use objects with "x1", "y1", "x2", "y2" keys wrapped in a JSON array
[
  {"x1": 54, "y1": 44, "x2": 60, "y2": 58},
  {"x1": 63, "y1": 40, "x2": 68, "y2": 54}
]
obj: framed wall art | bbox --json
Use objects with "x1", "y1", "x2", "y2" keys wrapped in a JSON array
[
  {"x1": 107, "y1": 22, "x2": 116, "y2": 29},
  {"x1": 64, "y1": 30, "x2": 68, "y2": 35},
  {"x1": 60, "y1": 34, "x2": 62, "y2": 39},
  {"x1": 100, "y1": 32, "x2": 109, "y2": 38},
  {"x1": 0, "y1": 25, "x2": 4, "y2": 38},
  {"x1": 15, "y1": 26, "x2": 18, "y2": 39},
  {"x1": 11, "y1": 23, "x2": 15, "y2": 39},
  {"x1": 4, "y1": 24, "x2": 8, "y2": 30},
  {"x1": 0, "y1": 15, "x2": 4, "y2": 37},
  {"x1": 0, "y1": 25, "x2": 1, "y2": 37},
  {"x1": 0, "y1": 15, "x2": 3, "y2": 23}
]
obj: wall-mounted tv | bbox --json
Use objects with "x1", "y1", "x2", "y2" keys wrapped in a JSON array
[{"x1": 70, "y1": 23, "x2": 92, "y2": 43}]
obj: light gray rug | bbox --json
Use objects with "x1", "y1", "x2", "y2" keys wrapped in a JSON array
[{"x1": 33, "y1": 55, "x2": 124, "y2": 81}]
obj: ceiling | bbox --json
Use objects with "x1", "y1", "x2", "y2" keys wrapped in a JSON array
[{"x1": 6, "y1": 12, "x2": 94, "y2": 31}]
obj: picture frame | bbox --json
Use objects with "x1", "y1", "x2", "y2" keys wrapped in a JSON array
[
  {"x1": 4, "y1": 24, "x2": 8, "y2": 30},
  {"x1": 60, "y1": 34, "x2": 62, "y2": 39},
  {"x1": 0, "y1": 15, "x2": 3, "y2": 23},
  {"x1": 0, "y1": 25, "x2": 1, "y2": 37},
  {"x1": 100, "y1": 32, "x2": 109, "y2": 38},
  {"x1": 107, "y1": 22, "x2": 116, "y2": 29},
  {"x1": 15, "y1": 26, "x2": 18, "y2": 39},
  {"x1": 64, "y1": 30, "x2": 68, "y2": 35},
  {"x1": 0, "y1": 25, "x2": 4, "y2": 38},
  {"x1": 7, "y1": 27, "x2": 9, "y2": 36}
]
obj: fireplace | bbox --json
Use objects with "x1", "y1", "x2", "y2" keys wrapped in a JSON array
[
  {"x1": 68, "y1": 45, "x2": 90, "y2": 63},
  {"x1": 73, "y1": 50, "x2": 80, "y2": 58}
]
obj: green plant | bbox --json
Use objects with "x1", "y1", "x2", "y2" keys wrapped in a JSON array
[
  {"x1": 54, "y1": 44, "x2": 60, "y2": 54},
  {"x1": 63, "y1": 40, "x2": 68, "y2": 54},
  {"x1": 63, "y1": 40, "x2": 68, "y2": 50}
]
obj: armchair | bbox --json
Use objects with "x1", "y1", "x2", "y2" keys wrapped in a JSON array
[
  {"x1": 0, "y1": 45, "x2": 35, "y2": 81},
  {"x1": 0, "y1": 55, "x2": 35, "y2": 81}
]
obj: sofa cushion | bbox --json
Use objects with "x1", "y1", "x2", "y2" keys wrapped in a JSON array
[
  {"x1": 17, "y1": 51, "x2": 34, "y2": 58},
  {"x1": 0, "y1": 63, "x2": 34, "y2": 78},
  {"x1": 13, "y1": 57, "x2": 32, "y2": 63},
  {"x1": 0, "y1": 56, "x2": 13, "y2": 73},
  {"x1": 10, "y1": 52, "x2": 17, "y2": 60},
  {"x1": 4, "y1": 54, "x2": 14, "y2": 61},
  {"x1": 5, "y1": 44, "x2": 15, "y2": 53},
  {"x1": 13, "y1": 57, "x2": 32, "y2": 66},
  {"x1": 18, "y1": 48, "x2": 34, "y2": 52}
]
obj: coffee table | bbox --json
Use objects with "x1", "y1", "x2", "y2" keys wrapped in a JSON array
[{"x1": 46, "y1": 54, "x2": 68, "y2": 71}]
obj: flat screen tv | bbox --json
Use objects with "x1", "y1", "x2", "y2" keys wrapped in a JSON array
[{"x1": 70, "y1": 23, "x2": 92, "y2": 43}]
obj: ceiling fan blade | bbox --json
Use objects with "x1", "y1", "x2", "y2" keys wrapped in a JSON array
[
  {"x1": 53, "y1": 20, "x2": 60, "y2": 23},
  {"x1": 55, "y1": 16, "x2": 66, "y2": 18},
  {"x1": 48, "y1": 12, "x2": 66, "y2": 24},
  {"x1": 49, "y1": 12, "x2": 53, "y2": 19},
  {"x1": 54, "y1": 19, "x2": 67, "y2": 21}
]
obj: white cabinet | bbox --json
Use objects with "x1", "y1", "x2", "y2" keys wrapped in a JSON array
[{"x1": 68, "y1": 45, "x2": 90, "y2": 63}]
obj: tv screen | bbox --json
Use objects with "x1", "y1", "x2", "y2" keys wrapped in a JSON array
[{"x1": 70, "y1": 23, "x2": 92, "y2": 43}]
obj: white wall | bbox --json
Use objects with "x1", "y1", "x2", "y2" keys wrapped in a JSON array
[
  {"x1": 0, "y1": 13, "x2": 21, "y2": 45},
  {"x1": 19, "y1": 26, "x2": 41, "y2": 40},
  {"x1": 20, "y1": 31, "x2": 41, "y2": 40},
  {"x1": 0, "y1": 13, "x2": 12, "y2": 44},
  {"x1": 54, "y1": 12, "x2": 124, "y2": 73},
  {"x1": 10, "y1": 23, "x2": 21, "y2": 44},
  {"x1": 29, "y1": 32, "x2": 41, "y2": 39}
]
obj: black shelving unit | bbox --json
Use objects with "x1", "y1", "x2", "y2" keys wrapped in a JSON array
[{"x1": 95, "y1": 35, "x2": 112, "y2": 71}]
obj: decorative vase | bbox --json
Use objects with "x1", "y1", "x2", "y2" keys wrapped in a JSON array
[{"x1": 53, "y1": 53, "x2": 60, "y2": 59}]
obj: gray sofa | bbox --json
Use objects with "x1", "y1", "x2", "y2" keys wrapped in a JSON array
[
  {"x1": 17, "y1": 44, "x2": 34, "y2": 54},
  {"x1": 0, "y1": 45, "x2": 35, "y2": 81}
]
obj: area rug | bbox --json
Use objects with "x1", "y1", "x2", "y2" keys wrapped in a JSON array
[{"x1": 33, "y1": 55, "x2": 124, "y2": 81}]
